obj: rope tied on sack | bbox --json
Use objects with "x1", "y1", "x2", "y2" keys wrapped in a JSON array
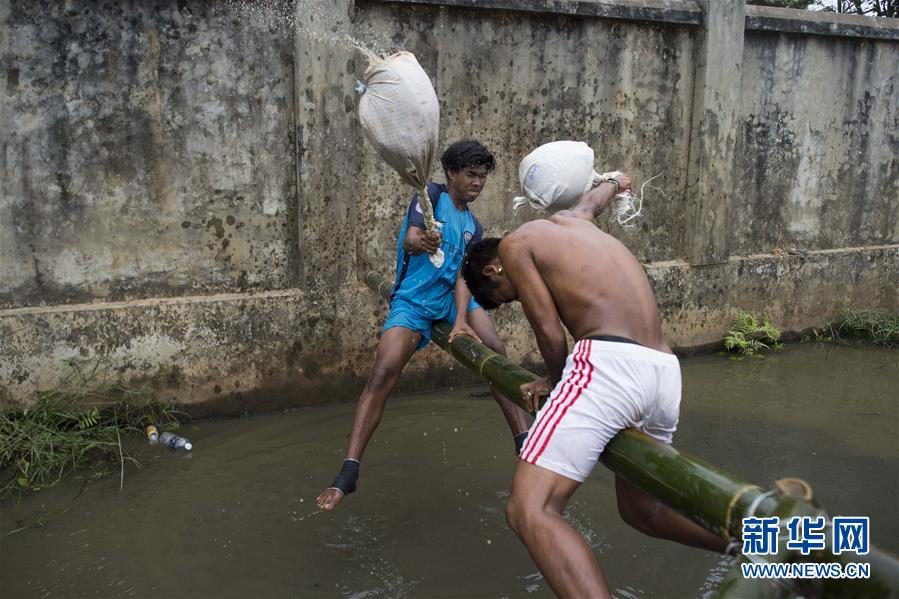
[{"x1": 594, "y1": 171, "x2": 665, "y2": 228}]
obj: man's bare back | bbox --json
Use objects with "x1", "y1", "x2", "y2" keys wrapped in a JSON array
[
  {"x1": 460, "y1": 175, "x2": 726, "y2": 597},
  {"x1": 500, "y1": 212, "x2": 669, "y2": 353}
]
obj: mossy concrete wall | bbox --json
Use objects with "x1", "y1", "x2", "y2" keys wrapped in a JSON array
[
  {"x1": 1, "y1": 1, "x2": 299, "y2": 308},
  {"x1": 1, "y1": 0, "x2": 897, "y2": 412}
]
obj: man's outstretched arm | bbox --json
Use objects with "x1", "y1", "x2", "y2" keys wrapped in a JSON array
[
  {"x1": 499, "y1": 237, "x2": 567, "y2": 387},
  {"x1": 565, "y1": 174, "x2": 632, "y2": 221}
]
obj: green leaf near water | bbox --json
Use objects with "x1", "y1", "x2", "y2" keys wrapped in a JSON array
[
  {"x1": 77, "y1": 408, "x2": 100, "y2": 430},
  {"x1": 723, "y1": 311, "x2": 781, "y2": 356}
]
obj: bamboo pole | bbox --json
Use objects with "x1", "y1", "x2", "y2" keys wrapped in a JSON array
[
  {"x1": 365, "y1": 271, "x2": 899, "y2": 598},
  {"x1": 365, "y1": 271, "x2": 531, "y2": 403}
]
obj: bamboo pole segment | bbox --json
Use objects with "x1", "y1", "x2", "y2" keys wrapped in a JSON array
[
  {"x1": 365, "y1": 271, "x2": 532, "y2": 403},
  {"x1": 365, "y1": 271, "x2": 899, "y2": 597}
]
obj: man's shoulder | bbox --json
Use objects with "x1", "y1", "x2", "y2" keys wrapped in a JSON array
[
  {"x1": 426, "y1": 181, "x2": 447, "y2": 201},
  {"x1": 499, "y1": 222, "x2": 534, "y2": 250},
  {"x1": 547, "y1": 210, "x2": 584, "y2": 224},
  {"x1": 407, "y1": 182, "x2": 447, "y2": 226},
  {"x1": 511, "y1": 218, "x2": 554, "y2": 237},
  {"x1": 501, "y1": 219, "x2": 557, "y2": 254},
  {"x1": 411, "y1": 182, "x2": 446, "y2": 206}
]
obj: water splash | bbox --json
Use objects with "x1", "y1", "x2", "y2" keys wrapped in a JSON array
[
  {"x1": 520, "y1": 571, "x2": 544, "y2": 593},
  {"x1": 328, "y1": 514, "x2": 420, "y2": 598},
  {"x1": 613, "y1": 585, "x2": 647, "y2": 599},
  {"x1": 697, "y1": 556, "x2": 738, "y2": 599},
  {"x1": 214, "y1": 0, "x2": 400, "y2": 65}
]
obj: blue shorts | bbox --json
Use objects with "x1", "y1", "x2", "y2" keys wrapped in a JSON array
[{"x1": 384, "y1": 296, "x2": 482, "y2": 350}]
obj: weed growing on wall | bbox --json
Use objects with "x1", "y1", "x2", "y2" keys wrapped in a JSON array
[
  {"x1": 724, "y1": 311, "x2": 782, "y2": 356},
  {"x1": 0, "y1": 362, "x2": 181, "y2": 498}
]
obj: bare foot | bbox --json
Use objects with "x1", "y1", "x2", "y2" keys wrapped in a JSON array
[{"x1": 316, "y1": 488, "x2": 345, "y2": 511}]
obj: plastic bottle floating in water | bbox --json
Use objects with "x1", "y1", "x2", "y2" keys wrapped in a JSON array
[
  {"x1": 146, "y1": 425, "x2": 159, "y2": 444},
  {"x1": 159, "y1": 431, "x2": 193, "y2": 451}
]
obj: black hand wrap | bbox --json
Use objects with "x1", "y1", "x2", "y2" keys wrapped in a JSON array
[
  {"x1": 329, "y1": 459, "x2": 360, "y2": 496},
  {"x1": 514, "y1": 431, "x2": 529, "y2": 455}
]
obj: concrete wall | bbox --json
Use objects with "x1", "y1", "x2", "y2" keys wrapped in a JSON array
[
  {"x1": 1, "y1": 0, "x2": 298, "y2": 309},
  {"x1": 1, "y1": 0, "x2": 897, "y2": 412},
  {"x1": 734, "y1": 30, "x2": 898, "y2": 253},
  {"x1": 352, "y1": 1, "x2": 697, "y2": 266}
]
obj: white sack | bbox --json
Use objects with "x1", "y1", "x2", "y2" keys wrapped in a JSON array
[
  {"x1": 512, "y1": 140, "x2": 644, "y2": 227},
  {"x1": 512, "y1": 141, "x2": 597, "y2": 212},
  {"x1": 358, "y1": 51, "x2": 439, "y2": 196},
  {"x1": 358, "y1": 51, "x2": 444, "y2": 265}
]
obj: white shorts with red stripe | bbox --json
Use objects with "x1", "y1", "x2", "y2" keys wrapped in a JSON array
[{"x1": 519, "y1": 338, "x2": 681, "y2": 483}]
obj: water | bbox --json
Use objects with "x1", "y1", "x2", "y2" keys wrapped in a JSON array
[
  {"x1": 1, "y1": 343, "x2": 896, "y2": 598},
  {"x1": 217, "y1": 0, "x2": 399, "y2": 59}
]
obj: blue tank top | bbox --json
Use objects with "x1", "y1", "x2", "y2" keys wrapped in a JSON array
[{"x1": 391, "y1": 182, "x2": 484, "y2": 319}]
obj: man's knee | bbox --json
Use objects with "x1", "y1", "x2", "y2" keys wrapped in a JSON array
[
  {"x1": 616, "y1": 487, "x2": 664, "y2": 536},
  {"x1": 505, "y1": 492, "x2": 527, "y2": 535},
  {"x1": 483, "y1": 337, "x2": 507, "y2": 356},
  {"x1": 475, "y1": 325, "x2": 506, "y2": 356},
  {"x1": 469, "y1": 313, "x2": 507, "y2": 356},
  {"x1": 368, "y1": 361, "x2": 403, "y2": 391},
  {"x1": 505, "y1": 490, "x2": 546, "y2": 537}
]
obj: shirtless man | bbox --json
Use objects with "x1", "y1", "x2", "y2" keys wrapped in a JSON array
[{"x1": 461, "y1": 174, "x2": 726, "y2": 597}]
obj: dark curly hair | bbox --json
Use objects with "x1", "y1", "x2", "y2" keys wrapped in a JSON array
[
  {"x1": 441, "y1": 140, "x2": 496, "y2": 176},
  {"x1": 461, "y1": 237, "x2": 503, "y2": 310}
]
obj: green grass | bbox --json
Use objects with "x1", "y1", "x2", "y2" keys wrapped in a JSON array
[
  {"x1": 723, "y1": 310, "x2": 782, "y2": 357},
  {"x1": 836, "y1": 309, "x2": 899, "y2": 347},
  {"x1": 0, "y1": 362, "x2": 181, "y2": 498}
]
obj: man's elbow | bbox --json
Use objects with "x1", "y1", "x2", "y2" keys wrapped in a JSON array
[
  {"x1": 578, "y1": 200, "x2": 608, "y2": 220},
  {"x1": 574, "y1": 188, "x2": 612, "y2": 218},
  {"x1": 537, "y1": 330, "x2": 567, "y2": 353},
  {"x1": 403, "y1": 230, "x2": 421, "y2": 255}
]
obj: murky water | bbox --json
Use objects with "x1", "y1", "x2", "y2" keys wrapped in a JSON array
[{"x1": 2, "y1": 343, "x2": 896, "y2": 598}]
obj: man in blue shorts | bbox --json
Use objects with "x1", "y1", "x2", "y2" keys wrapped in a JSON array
[{"x1": 317, "y1": 140, "x2": 530, "y2": 511}]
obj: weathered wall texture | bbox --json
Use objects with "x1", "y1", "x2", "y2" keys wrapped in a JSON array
[
  {"x1": 352, "y1": 1, "x2": 696, "y2": 267},
  {"x1": 734, "y1": 31, "x2": 899, "y2": 253},
  {"x1": 1, "y1": 0, "x2": 297, "y2": 308},
  {"x1": 1, "y1": 0, "x2": 897, "y2": 411}
]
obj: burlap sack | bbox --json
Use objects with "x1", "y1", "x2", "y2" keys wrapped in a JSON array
[
  {"x1": 512, "y1": 140, "x2": 643, "y2": 226},
  {"x1": 358, "y1": 52, "x2": 439, "y2": 214},
  {"x1": 358, "y1": 51, "x2": 444, "y2": 265}
]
